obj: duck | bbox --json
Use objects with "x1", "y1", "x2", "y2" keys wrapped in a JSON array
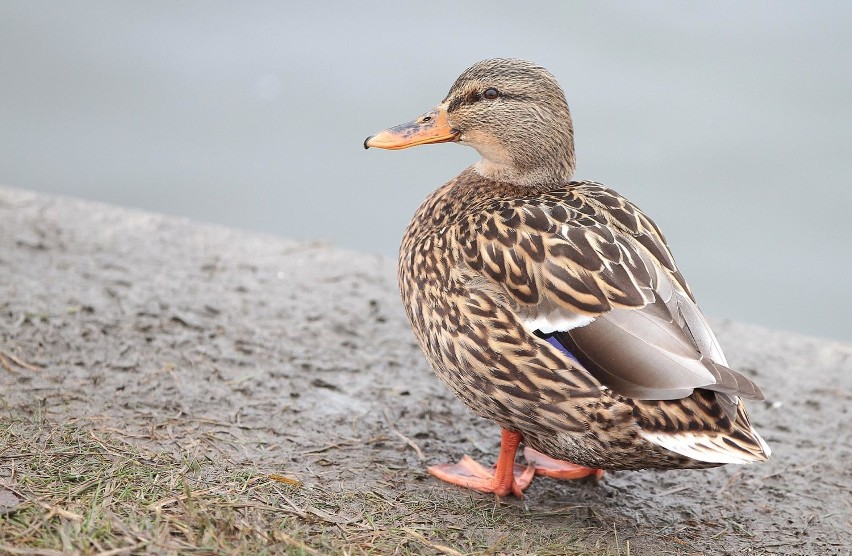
[{"x1": 364, "y1": 58, "x2": 770, "y2": 498}]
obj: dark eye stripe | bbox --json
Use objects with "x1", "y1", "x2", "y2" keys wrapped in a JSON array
[
  {"x1": 447, "y1": 94, "x2": 472, "y2": 112},
  {"x1": 446, "y1": 90, "x2": 532, "y2": 113}
]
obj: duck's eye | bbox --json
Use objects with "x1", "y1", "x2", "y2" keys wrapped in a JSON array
[{"x1": 483, "y1": 88, "x2": 499, "y2": 100}]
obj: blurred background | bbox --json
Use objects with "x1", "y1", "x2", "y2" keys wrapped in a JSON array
[{"x1": 1, "y1": 2, "x2": 850, "y2": 342}]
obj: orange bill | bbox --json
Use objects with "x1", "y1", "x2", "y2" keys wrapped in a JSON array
[{"x1": 364, "y1": 103, "x2": 459, "y2": 150}]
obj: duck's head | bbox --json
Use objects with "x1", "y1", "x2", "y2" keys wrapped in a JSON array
[{"x1": 365, "y1": 58, "x2": 576, "y2": 187}]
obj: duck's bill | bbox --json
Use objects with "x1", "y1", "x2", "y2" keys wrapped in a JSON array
[{"x1": 364, "y1": 104, "x2": 459, "y2": 150}]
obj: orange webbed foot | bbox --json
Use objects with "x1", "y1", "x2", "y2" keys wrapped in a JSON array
[
  {"x1": 427, "y1": 429, "x2": 534, "y2": 498},
  {"x1": 428, "y1": 455, "x2": 535, "y2": 498},
  {"x1": 523, "y1": 447, "x2": 605, "y2": 482}
]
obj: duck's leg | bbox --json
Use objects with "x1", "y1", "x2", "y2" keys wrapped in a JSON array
[
  {"x1": 427, "y1": 428, "x2": 535, "y2": 498},
  {"x1": 523, "y1": 447, "x2": 605, "y2": 481}
]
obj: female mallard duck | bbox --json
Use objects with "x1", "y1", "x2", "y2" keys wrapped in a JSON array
[{"x1": 364, "y1": 58, "x2": 770, "y2": 498}]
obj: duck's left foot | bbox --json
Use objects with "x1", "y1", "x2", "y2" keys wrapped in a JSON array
[
  {"x1": 524, "y1": 447, "x2": 605, "y2": 482},
  {"x1": 427, "y1": 455, "x2": 535, "y2": 498},
  {"x1": 427, "y1": 428, "x2": 534, "y2": 498}
]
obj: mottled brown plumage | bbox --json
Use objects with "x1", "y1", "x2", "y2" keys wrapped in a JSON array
[{"x1": 366, "y1": 59, "x2": 770, "y2": 495}]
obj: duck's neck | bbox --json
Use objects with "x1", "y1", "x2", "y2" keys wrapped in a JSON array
[
  {"x1": 471, "y1": 123, "x2": 577, "y2": 187},
  {"x1": 473, "y1": 157, "x2": 575, "y2": 188}
]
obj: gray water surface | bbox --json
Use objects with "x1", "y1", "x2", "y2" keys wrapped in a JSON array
[{"x1": 1, "y1": 2, "x2": 850, "y2": 341}]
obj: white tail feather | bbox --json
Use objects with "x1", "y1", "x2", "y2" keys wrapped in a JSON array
[{"x1": 642, "y1": 426, "x2": 771, "y2": 465}]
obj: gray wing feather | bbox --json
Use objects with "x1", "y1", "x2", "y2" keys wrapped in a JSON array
[
  {"x1": 556, "y1": 251, "x2": 763, "y2": 413},
  {"x1": 559, "y1": 304, "x2": 763, "y2": 402}
]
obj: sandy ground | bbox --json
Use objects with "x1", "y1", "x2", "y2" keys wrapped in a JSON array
[{"x1": 1, "y1": 186, "x2": 850, "y2": 555}]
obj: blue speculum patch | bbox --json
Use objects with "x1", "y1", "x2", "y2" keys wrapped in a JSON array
[{"x1": 543, "y1": 333, "x2": 579, "y2": 364}]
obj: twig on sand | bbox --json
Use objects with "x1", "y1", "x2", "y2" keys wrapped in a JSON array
[
  {"x1": 0, "y1": 354, "x2": 15, "y2": 373},
  {"x1": 403, "y1": 528, "x2": 464, "y2": 556},
  {"x1": 279, "y1": 494, "x2": 309, "y2": 519},
  {"x1": 300, "y1": 435, "x2": 388, "y2": 455},
  {"x1": 383, "y1": 408, "x2": 425, "y2": 460},
  {"x1": 655, "y1": 485, "x2": 692, "y2": 497},
  {"x1": 719, "y1": 469, "x2": 743, "y2": 494},
  {"x1": 0, "y1": 349, "x2": 43, "y2": 372}
]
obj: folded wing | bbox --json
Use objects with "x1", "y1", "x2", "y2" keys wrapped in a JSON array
[{"x1": 459, "y1": 183, "x2": 763, "y2": 414}]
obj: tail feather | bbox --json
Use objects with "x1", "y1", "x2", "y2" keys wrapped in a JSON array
[{"x1": 642, "y1": 401, "x2": 771, "y2": 464}]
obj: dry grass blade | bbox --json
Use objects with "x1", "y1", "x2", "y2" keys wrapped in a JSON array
[
  {"x1": 403, "y1": 528, "x2": 465, "y2": 556},
  {"x1": 0, "y1": 349, "x2": 43, "y2": 372},
  {"x1": 384, "y1": 408, "x2": 425, "y2": 461}
]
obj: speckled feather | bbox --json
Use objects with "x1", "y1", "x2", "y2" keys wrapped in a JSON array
[{"x1": 399, "y1": 168, "x2": 769, "y2": 469}]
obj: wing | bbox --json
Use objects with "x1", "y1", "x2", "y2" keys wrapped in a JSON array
[{"x1": 457, "y1": 182, "x2": 763, "y2": 411}]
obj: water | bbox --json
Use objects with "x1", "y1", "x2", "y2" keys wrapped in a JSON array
[{"x1": 1, "y1": 2, "x2": 850, "y2": 342}]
